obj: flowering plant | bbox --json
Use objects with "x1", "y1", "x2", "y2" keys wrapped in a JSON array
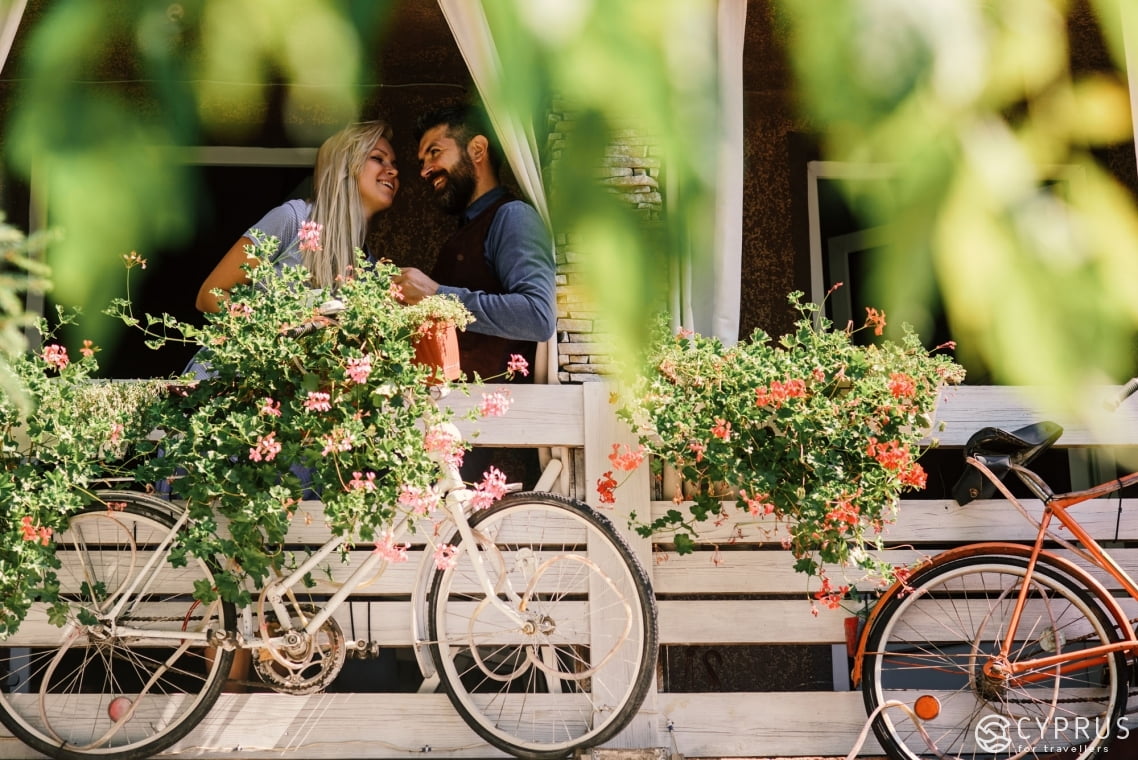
[
  {"x1": 108, "y1": 230, "x2": 519, "y2": 605},
  {"x1": 1, "y1": 251, "x2": 164, "y2": 635},
  {"x1": 608, "y1": 290, "x2": 965, "y2": 608}
]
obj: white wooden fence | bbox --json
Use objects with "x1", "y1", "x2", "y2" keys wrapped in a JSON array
[{"x1": 3, "y1": 382, "x2": 1137, "y2": 758}]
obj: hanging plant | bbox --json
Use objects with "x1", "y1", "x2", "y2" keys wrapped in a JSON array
[{"x1": 608, "y1": 289, "x2": 965, "y2": 609}]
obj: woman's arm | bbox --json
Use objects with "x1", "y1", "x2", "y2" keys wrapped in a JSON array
[{"x1": 195, "y1": 236, "x2": 260, "y2": 313}]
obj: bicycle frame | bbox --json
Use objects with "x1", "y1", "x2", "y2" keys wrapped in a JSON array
[
  {"x1": 977, "y1": 457, "x2": 1138, "y2": 681},
  {"x1": 97, "y1": 461, "x2": 536, "y2": 678},
  {"x1": 851, "y1": 455, "x2": 1138, "y2": 687}
]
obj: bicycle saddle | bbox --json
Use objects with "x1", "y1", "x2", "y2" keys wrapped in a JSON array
[{"x1": 951, "y1": 421, "x2": 1063, "y2": 505}]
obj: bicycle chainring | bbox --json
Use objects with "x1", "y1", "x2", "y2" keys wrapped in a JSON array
[{"x1": 253, "y1": 603, "x2": 347, "y2": 695}]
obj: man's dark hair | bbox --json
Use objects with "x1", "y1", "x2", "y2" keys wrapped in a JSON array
[{"x1": 415, "y1": 102, "x2": 503, "y2": 173}]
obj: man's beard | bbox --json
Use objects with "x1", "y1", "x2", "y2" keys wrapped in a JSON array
[{"x1": 431, "y1": 152, "x2": 477, "y2": 215}]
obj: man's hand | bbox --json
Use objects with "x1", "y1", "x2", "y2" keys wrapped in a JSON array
[{"x1": 393, "y1": 267, "x2": 440, "y2": 305}]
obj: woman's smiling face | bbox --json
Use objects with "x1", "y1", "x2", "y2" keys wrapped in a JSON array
[{"x1": 358, "y1": 136, "x2": 399, "y2": 217}]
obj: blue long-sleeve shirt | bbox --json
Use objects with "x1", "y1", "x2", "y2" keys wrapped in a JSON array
[{"x1": 435, "y1": 187, "x2": 556, "y2": 342}]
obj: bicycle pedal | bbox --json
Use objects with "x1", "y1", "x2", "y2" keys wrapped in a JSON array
[{"x1": 347, "y1": 640, "x2": 381, "y2": 659}]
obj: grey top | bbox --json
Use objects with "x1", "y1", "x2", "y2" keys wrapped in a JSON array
[
  {"x1": 184, "y1": 200, "x2": 313, "y2": 381},
  {"x1": 246, "y1": 199, "x2": 312, "y2": 269}
]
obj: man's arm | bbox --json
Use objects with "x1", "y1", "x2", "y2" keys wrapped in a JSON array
[{"x1": 436, "y1": 201, "x2": 556, "y2": 342}]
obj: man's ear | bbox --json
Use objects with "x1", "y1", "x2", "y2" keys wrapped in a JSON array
[{"x1": 468, "y1": 135, "x2": 490, "y2": 165}]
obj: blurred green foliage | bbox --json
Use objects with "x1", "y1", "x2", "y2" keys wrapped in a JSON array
[
  {"x1": 780, "y1": 0, "x2": 1138, "y2": 425},
  {"x1": 4, "y1": 0, "x2": 390, "y2": 349},
  {"x1": 0, "y1": 219, "x2": 53, "y2": 412},
  {"x1": 7, "y1": 0, "x2": 197, "y2": 332},
  {"x1": 482, "y1": 0, "x2": 719, "y2": 374}
]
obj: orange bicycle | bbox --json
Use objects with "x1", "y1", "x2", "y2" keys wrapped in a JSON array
[{"x1": 853, "y1": 386, "x2": 1138, "y2": 759}]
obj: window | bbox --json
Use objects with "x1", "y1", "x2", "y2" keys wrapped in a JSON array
[{"x1": 35, "y1": 148, "x2": 316, "y2": 379}]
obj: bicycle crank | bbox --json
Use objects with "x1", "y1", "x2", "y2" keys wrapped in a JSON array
[{"x1": 253, "y1": 603, "x2": 347, "y2": 695}]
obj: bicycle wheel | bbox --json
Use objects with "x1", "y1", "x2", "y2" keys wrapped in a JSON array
[
  {"x1": 862, "y1": 554, "x2": 1127, "y2": 760},
  {"x1": 0, "y1": 491, "x2": 236, "y2": 760},
  {"x1": 427, "y1": 491, "x2": 658, "y2": 759}
]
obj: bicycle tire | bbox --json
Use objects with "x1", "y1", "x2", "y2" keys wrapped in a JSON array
[
  {"x1": 0, "y1": 491, "x2": 236, "y2": 760},
  {"x1": 427, "y1": 491, "x2": 658, "y2": 759},
  {"x1": 862, "y1": 554, "x2": 1127, "y2": 760}
]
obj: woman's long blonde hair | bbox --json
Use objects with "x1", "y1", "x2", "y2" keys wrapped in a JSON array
[{"x1": 306, "y1": 119, "x2": 394, "y2": 287}]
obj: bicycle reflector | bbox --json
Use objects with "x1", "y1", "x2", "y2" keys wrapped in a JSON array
[{"x1": 914, "y1": 694, "x2": 941, "y2": 721}]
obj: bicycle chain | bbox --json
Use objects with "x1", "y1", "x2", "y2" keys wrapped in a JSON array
[{"x1": 1002, "y1": 690, "x2": 1138, "y2": 705}]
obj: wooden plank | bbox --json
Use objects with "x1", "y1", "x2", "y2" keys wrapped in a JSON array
[
  {"x1": 649, "y1": 498, "x2": 1129, "y2": 545},
  {"x1": 93, "y1": 693, "x2": 499, "y2": 759},
  {"x1": 0, "y1": 691, "x2": 886, "y2": 759},
  {"x1": 441, "y1": 384, "x2": 586, "y2": 447},
  {"x1": 656, "y1": 691, "x2": 882, "y2": 757},
  {"x1": 658, "y1": 600, "x2": 847, "y2": 644},
  {"x1": 0, "y1": 692, "x2": 671, "y2": 759},
  {"x1": 930, "y1": 385, "x2": 1138, "y2": 447},
  {"x1": 13, "y1": 686, "x2": 1132, "y2": 759},
  {"x1": 438, "y1": 383, "x2": 1138, "y2": 449},
  {"x1": 2, "y1": 599, "x2": 601, "y2": 648},
  {"x1": 275, "y1": 495, "x2": 1135, "y2": 545},
  {"x1": 887, "y1": 498, "x2": 1124, "y2": 542},
  {"x1": 652, "y1": 547, "x2": 1138, "y2": 595},
  {"x1": 20, "y1": 557, "x2": 1135, "y2": 646}
]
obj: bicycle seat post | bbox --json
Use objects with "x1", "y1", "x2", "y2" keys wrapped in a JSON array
[{"x1": 1010, "y1": 463, "x2": 1055, "y2": 504}]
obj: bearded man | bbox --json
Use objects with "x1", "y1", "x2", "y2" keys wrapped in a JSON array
[{"x1": 395, "y1": 103, "x2": 555, "y2": 383}]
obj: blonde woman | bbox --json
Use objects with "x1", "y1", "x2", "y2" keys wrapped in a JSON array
[{"x1": 195, "y1": 119, "x2": 400, "y2": 312}]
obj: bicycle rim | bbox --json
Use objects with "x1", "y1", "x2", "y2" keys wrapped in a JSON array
[
  {"x1": 862, "y1": 555, "x2": 1127, "y2": 760},
  {"x1": 0, "y1": 492, "x2": 236, "y2": 760},
  {"x1": 427, "y1": 492, "x2": 658, "y2": 759}
]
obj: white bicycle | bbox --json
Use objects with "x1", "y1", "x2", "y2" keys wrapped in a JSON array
[{"x1": 0, "y1": 472, "x2": 657, "y2": 760}]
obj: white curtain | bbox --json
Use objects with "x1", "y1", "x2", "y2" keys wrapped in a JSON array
[
  {"x1": 671, "y1": 0, "x2": 747, "y2": 344},
  {"x1": 0, "y1": 0, "x2": 25, "y2": 76}
]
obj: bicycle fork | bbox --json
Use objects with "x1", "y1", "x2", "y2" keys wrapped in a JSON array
[{"x1": 410, "y1": 489, "x2": 532, "y2": 681}]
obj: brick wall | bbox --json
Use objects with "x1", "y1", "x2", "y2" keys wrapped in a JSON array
[{"x1": 546, "y1": 102, "x2": 663, "y2": 383}]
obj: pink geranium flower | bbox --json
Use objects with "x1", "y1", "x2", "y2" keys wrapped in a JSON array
[
  {"x1": 249, "y1": 432, "x2": 282, "y2": 462},
  {"x1": 608, "y1": 443, "x2": 645, "y2": 472},
  {"x1": 507, "y1": 354, "x2": 529, "y2": 377},
  {"x1": 346, "y1": 355, "x2": 372, "y2": 384},
  {"x1": 596, "y1": 471, "x2": 617, "y2": 504},
  {"x1": 305, "y1": 391, "x2": 332, "y2": 412},
  {"x1": 20, "y1": 516, "x2": 52, "y2": 545},
  {"x1": 348, "y1": 471, "x2": 377, "y2": 493},
  {"x1": 424, "y1": 426, "x2": 464, "y2": 468},
  {"x1": 479, "y1": 389, "x2": 511, "y2": 417},
  {"x1": 42, "y1": 344, "x2": 68, "y2": 370},
  {"x1": 398, "y1": 483, "x2": 441, "y2": 515},
  {"x1": 433, "y1": 544, "x2": 458, "y2": 570},
  {"x1": 320, "y1": 429, "x2": 356, "y2": 456},
  {"x1": 373, "y1": 531, "x2": 410, "y2": 563},
  {"x1": 298, "y1": 221, "x2": 323, "y2": 253},
  {"x1": 469, "y1": 466, "x2": 509, "y2": 510}
]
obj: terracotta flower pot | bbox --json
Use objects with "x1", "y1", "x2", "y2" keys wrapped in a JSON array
[{"x1": 413, "y1": 324, "x2": 461, "y2": 385}]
